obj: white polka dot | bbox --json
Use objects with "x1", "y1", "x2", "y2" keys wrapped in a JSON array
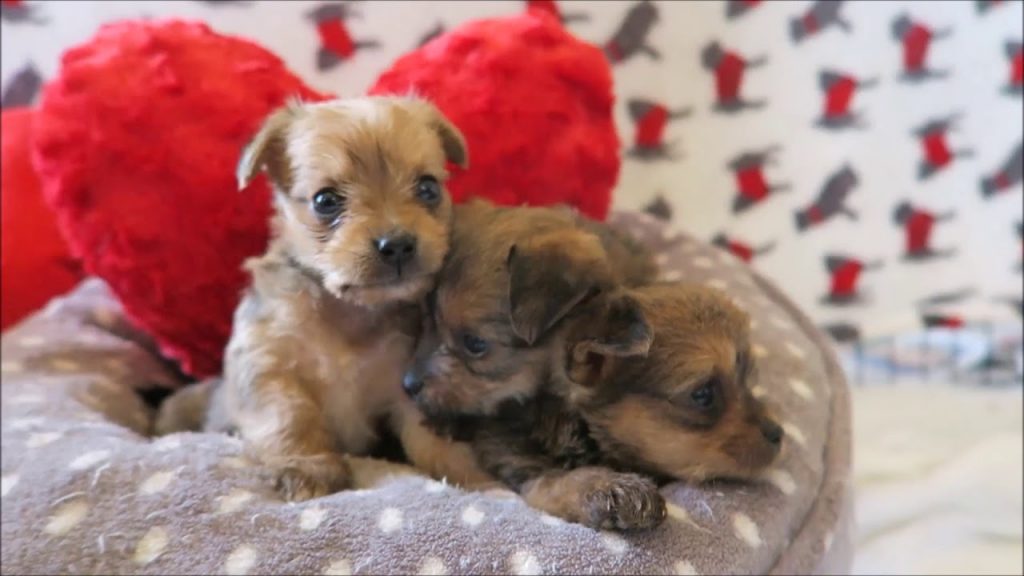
[
  {"x1": 539, "y1": 513, "x2": 563, "y2": 526},
  {"x1": 509, "y1": 550, "x2": 542, "y2": 576},
  {"x1": 423, "y1": 479, "x2": 447, "y2": 493},
  {"x1": 693, "y1": 256, "x2": 713, "y2": 269},
  {"x1": 673, "y1": 560, "x2": 699, "y2": 575},
  {"x1": 483, "y1": 487, "x2": 518, "y2": 500},
  {"x1": 323, "y1": 559, "x2": 352, "y2": 576},
  {"x1": 1, "y1": 360, "x2": 24, "y2": 374},
  {"x1": 224, "y1": 544, "x2": 257, "y2": 575},
  {"x1": 69, "y1": 450, "x2": 110, "y2": 471},
  {"x1": 18, "y1": 336, "x2": 45, "y2": 348},
  {"x1": 600, "y1": 531, "x2": 628, "y2": 555},
  {"x1": 93, "y1": 308, "x2": 119, "y2": 328},
  {"x1": 218, "y1": 489, "x2": 254, "y2": 514},
  {"x1": 752, "y1": 344, "x2": 769, "y2": 359},
  {"x1": 772, "y1": 315, "x2": 794, "y2": 331},
  {"x1": 300, "y1": 506, "x2": 327, "y2": 530},
  {"x1": 461, "y1": 504, "x2": 485, "y2": 527},
  {"x1": 221, "y1": 456, "x2": 252, "y2": 469},
  {"x1": 823, "y1": 531, "x2": 834, "y2": 551},
  {"x1": 732, "y1": 512, "x2": 762, "y2": 548},
  {"x1": 154, "y1": 436, "x2": 182, "y2": 452},
  {"x1": 662, "y1": 269, "x2": 685, "y2": 282},
  {"x1": 9, "y1": 394, "x2": 43, "y2": 405},
  {"x1": 1, "y1": 474, "x2": 18, "y2": 497},
  {"x1": 91, "y1": 377, "x2": 121, "y2": 394},
  {"x1": 51, "y1": 359, "x2": 80, "y2": 373},
  {"x1": 782, "y1": 422, "x2": 807, "y2": 447},
  {"x1": 418, "y1": 556, "x2": 447, "y2": 576},
  {"x1": 104, "y1": 358, "x2": 126, "y2": 373},
  {"x1": 8, "y1": 417, "x2": 44, "y2": 431},
  {"x1": 378, "y1": 507, "x2": 403, "y2": 533},
  {"x1": 140, "y1": 470, "x2": 176, "y2": 495},
  {"x1": 27, "y1": 431, "x2": 63, "y2": 448},
  {"x1": 133, "y1": 526, "x2": 169, "y2": 565},
  {"x1": 788, "y1": 378, "x2": 814, "y2": 400},
  {"x1": 666, "y1": 503, "x2": 704, "y2": 531},
  {"x1": 750, "y1": 385, "x2": 767, "y2": 399},
  {"x1": 767, "y1": 469, "x2": 796, "y2": 495},
  {"x1": 786, "y1": 342, "x2": 807, "y2": 359},
  {"x1": 44, "y1": 499, "x2": 89, "y2": 535},
  {"x1": 706, "y1": 278, "x2": 729, "y2": 291}
]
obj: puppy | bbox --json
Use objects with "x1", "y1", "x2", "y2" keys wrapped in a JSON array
[
  {"x1": 404, "y1": 203, "x2": 782, "y2": 530},
  {"x1": 163, "y1": 97, "x2": 492, "y2": 501},
  {"x1": 402, "y1": 198, "x2": 657, "y2": 418}
]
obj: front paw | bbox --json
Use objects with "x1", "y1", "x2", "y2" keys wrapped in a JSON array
[
  {"x1": 266, "y1": 454, "x2": 351, "y2": 501},
  {"x1": 578, "y1": 472, "x2": 667, "y2": 531}
]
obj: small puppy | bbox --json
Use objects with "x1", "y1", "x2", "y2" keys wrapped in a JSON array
[
  {"x1": 164, "y1": 96, "x2": 492, "y2": 501},
  {"x1": 402, "y1": 198, "x2": 657, "y2": 418},
  {"x1": 404, "y1": 203, "x2": 782, "y2": 530}
]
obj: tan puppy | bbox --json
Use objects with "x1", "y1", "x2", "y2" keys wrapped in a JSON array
[{"x1": 166, "y1": 97, "x2": 492, "y2": 501}]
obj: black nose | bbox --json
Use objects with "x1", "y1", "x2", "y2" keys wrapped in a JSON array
[
  {"x1": 375, "y1": 234, "x2": 417, "y2": 266},
  {"x1": 402, "y1": 371, "x2": 424, "y2": 397},
  {"x1": 761, "y1": 420, "x2": 783, "y2": 445}
]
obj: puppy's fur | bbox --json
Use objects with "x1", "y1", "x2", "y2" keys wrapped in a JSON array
[
  {"x1": 406, "y1": 199, "x2": 657, "y2": 419},
  {"x1": 406, "y1": 202, "x2": 782, "y2": 530},
  {"x1": 161, "y1": 97, "x2": 492, "y2": 500}
]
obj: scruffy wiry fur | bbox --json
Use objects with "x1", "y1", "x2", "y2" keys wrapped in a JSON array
[{"x1": 157, "y1": 97, "x2": 493, "y2": 501}]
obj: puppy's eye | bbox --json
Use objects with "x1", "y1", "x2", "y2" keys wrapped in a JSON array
[
  {"x1": 690, "y1": 380, "x2": 716, "y2": 410},
  {"x1": 415, "y1": 176, "x2": 442, "y2": 206},
  {"x1": 312, "y1": 188, "x2": 345, "y2": 218},
  {"x1": 462, "y1": 333, "x2": 489, "y2": 357}
]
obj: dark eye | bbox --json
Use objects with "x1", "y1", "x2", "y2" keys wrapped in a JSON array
[
  {"x1": 415, "y1": 176, "x2": 442, "y2": 206},
  {"x1": 690, "y1": 381, "x2": 716, "y2": 409},
  {"x1": 312, "y1": 187, "x2": 345, "y2": 218},
  {"x1": 462, "y1": 333, "x2": 489, "y2": 357}
]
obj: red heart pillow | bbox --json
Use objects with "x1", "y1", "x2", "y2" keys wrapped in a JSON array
[
  {"x1": 32, "y1": 20, "x2": 330, "y2": 377},
  {"x1": 1, "y1": 108, "x2": 84, "y2": 331},
  {"x1": 370, "y1": 11, "x2": 619, "y2": 221}
]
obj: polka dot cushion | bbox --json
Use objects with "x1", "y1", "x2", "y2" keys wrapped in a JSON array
[{"x1": 0, "y1": 212, "x2": 853, "y2": 575}]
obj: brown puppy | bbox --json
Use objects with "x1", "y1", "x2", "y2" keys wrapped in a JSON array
[
  {"x1": 164, "y1": 96, "x2": 492, "y2": 501},
  {"x1": 402, "y1": 198, "x2": 657, "y2": 417},
  {"x1": 405, "y1": 204, "x2": 782, "y2": 530}
]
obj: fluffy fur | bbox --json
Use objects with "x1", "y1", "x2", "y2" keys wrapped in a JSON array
[
  {"x1": 405, "y1": 202, "x2": 782, "y2": 530},
  {"x1": 160, "y1": 97, "x2": 493, "y2": 501}
]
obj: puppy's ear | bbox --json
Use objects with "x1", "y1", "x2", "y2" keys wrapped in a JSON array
[
  {"x1": 407, "y1": 100, "x2": 469, "y2": 169},
  {"x1": 567, "y1": 292, "x2": 653, "y2": 388},
  {"x1": 236, "y1": 104, "x2": 297, "y2": 191},
  {"x1": 506, "y1": 232, "x2": 613, "y2": 346}
]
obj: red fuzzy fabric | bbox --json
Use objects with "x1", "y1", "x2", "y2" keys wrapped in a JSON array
[
  {"x1": 1, "y1": 108, "x2": 84, "y2": 331},
  {"x1": 370, "y1": 11, "x2": 619, "y2": 221},
  {"x1": 32, "y1": 20, "x2": 329, "y2": 377}
]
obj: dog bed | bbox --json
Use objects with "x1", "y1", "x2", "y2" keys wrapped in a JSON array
[{"x1": 0, "y1": 211, "x2": 853, "y2": 575}]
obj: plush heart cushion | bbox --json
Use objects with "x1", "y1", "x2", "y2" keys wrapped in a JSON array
[
  {"x1": 31, "y1": 20, "x2": 330, "y2": 377},
  {"x1": 0, "y1": 107, "x2": 83, "y2": 331}
]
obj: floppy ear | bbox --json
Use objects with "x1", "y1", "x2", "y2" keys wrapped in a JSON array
[
  {"x1": 407, "y1": 99, "x2": 469, "y2": 169},
  {"x1": 567, "y1": 292, "x2": 653, "y2": 388},
  {"x1": 236, "y1": 104, "x2": 297, "y2": 191},
  {"x1": 506, "y1": 233, "x2": 613, "y2": 346}
]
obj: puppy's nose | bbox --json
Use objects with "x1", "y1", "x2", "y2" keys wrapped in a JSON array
[
  {"x1": 760, "y1": 419, "x2": 783, "y2": 445},
  {"x1": 402, "y1": 371, "x2": 424, "y2": 397},
  {"x1": 375, "y1": 234, "x2": 417, "y2": 266}
]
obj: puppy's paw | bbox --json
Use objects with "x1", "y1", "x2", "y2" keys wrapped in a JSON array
[
  {"x1": 578, "y1": 471, "x2": 667, "y2": 531},
  {"x1": 266, "y1": 454, "x2": 351, "y2": 502}
]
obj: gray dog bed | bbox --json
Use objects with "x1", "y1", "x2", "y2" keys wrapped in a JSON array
[{"x1": 0, "y1": 211, "x2": 853, "y2": 575}]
